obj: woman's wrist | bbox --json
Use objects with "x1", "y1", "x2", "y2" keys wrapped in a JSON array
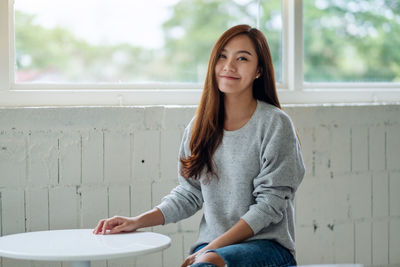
[
  {"x1": 202, "y1": 242, "x2": 219, "y2": 252},
  {"x1": 197, "y1": 219, "x2": 253, "y2": 254},
  {"x1": 136, "y1": 208, "x2": 165, "y2": 229},
  {"x1": 135, "y1": 214, "x2": 146, "y2": 229}
]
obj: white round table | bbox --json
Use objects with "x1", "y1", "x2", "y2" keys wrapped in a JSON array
[{"x1": 0, "y1": 229, "x2": 171, "y2": 267}]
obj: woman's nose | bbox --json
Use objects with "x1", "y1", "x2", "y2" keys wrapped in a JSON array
[{"x1": 223, "y1": 58, "x2": 236, "y2": 72}]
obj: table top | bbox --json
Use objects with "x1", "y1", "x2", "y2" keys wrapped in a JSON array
[{"x1": 0, "y1": 229, "x2": 171, "y2": 261}]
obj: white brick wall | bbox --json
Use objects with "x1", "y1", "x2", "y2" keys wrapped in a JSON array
[
  {"x1": 372, "y1": 220, "x2": 389, "y2": 265},
  {"x1": 25, "y1": 188, "x2": 49, "y2": 231},
  {"x1": 133, "y1": 130, "x2": 160, "y2": 181},
  {"x1": 286, "y1": 104, "x2": 400, "y2": 267},
  {"x1": 27, "y1": 132, "x2": 58, "y2": 186},
  {"x1": 79, "y1": 186, "x2": 108, "y2": 228},
  {"x1": 1, "y1": 190, "x2": 25, "y2": 235},
  {"x1": 59, "y1": 132, "x2": 81, "y2": 185},
  {"x1": 0, "y1": 132, "x2": 26, "y2": 187},
  {"x1": 81, "y1": 130, "x2": 103, "y2": 185},
  {"x1": 355, "y1": 221, "x2": 372, "y2": 264},
  {"x1": 104, "y1": 131, "x2": 131, "y2": 184},
  {"x1": 0, "y1": 104, "x2": 400, "y2": 267},
  {"x1": 49, "y1": 186, "x2": 79, "y2": 230}
]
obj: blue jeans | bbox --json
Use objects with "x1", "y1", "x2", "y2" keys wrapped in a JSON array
[{"x1": 189, "y1": 239, "x2": 296, "y2": 267}]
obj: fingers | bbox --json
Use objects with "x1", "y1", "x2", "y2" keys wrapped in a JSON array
[
  {"x1": 93, "y1": 216, "x2": 122, "y2": 235},
  {"x1": 101, "y1": 218, "x2": 114, "y2": 235},
  {"x1": 180, "y1": 257, "x2": 187, "y2": 267},
  {"x1": 181, "y1": 255, "x2": 195, "y2": 267},
  {"x1": 93, "y1": 219, "x2": 106, "y2": 234},
  {"x1": 109, "y1": 222, "x2": 126, "y2": 234},
  {"x1": 180, "y1": 259, "x2": 188, "y2": 267}
]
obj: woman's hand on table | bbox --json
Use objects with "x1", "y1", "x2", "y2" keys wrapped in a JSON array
[
  {"x1": 93, "y1": 216, "x2": 139, "y2": 235},
  {"x1": 93, "y1": 208, "x2": 165, "y2": 235}
]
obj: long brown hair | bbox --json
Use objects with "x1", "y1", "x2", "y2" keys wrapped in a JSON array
[{"x1": 180, "y1": 24, "x2": 281, "y2": 181}]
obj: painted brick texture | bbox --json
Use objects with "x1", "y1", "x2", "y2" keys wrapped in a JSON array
[{"x1": 0, "y1": 104, "x2": 399, "y2": 267}]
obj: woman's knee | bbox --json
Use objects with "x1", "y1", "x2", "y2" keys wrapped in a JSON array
[{"x1": 194, "y1": 252, "x2": 226, "y2": 267}]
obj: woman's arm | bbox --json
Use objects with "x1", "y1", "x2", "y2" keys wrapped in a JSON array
[
  {"x1": 181, "y1": 219, "x2": 254, "y2": 266},
  {"x1": 93, "y1": 208, "x2": 165, "y2": 235},
  {"x1": 136, "y1": 207, "x2": 165, "y2": 228},
  {"x1": 199, "y1": 219, "x2": 254, "y2": 250},
  {"x1": 155, "y1": 123, "x2": 204, "y2": 225}
]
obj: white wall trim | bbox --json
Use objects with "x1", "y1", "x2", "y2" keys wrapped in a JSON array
[
  {"x1": 285, "y1": 0, "x2": 303, "y2": 92},
  {"x1": 0, "y1": 88, "x2": 400, "y2": 107},
  {"x1": 0, "y1": 0, "x2": 11, "y2": 92}
]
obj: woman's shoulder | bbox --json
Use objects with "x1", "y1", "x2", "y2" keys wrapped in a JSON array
[
  {"x1": 185, "y1": 116, "x2": 196, "y2": 132},
  {"x1": 256, "y1": 101, "x2": 298, "y2": 143},
  {"x1": 257, "y1": 100, "x2": 293, "y2": 126},
  {"x1": 181, "y1": 116, "x2": 196, "y2": 143}
]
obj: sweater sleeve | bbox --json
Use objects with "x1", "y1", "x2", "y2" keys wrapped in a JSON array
[
  {"x1": 241, "y1": 112, "x2": 305, "y2": 235},
  {"x1": 155, "y1": 122, "x2": 204, "y2": 224}
]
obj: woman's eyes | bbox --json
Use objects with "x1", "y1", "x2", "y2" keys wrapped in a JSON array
[{"x1": 217, "y1": 54, "x2": 248, "y2": 61}]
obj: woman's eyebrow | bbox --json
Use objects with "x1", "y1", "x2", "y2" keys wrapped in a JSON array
[
  {"x1": 221, "y1": 48, "x2": 253, "y2": 56},
  {"x1": 236, "y1": 50, "x2": 252, "y2": 56}
]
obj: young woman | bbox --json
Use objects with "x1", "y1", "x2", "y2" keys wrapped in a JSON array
[{"x1": 93, "y1": 24, "x2": 305, "y2": 267}]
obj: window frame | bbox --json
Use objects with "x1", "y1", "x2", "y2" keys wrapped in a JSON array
[{"x1": 1, "y1": 0, "x2": 399, "y2": 107}]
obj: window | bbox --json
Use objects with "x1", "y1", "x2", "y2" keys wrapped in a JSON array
[
  {"x1": 0, "y1": 0, "x2": 399, "y2": 106},
  {"x1": 14, "y1": 0, "x2": 282, "y2": 84},
  {"x1": 304, "y1": 0, "x2": 400, "y2": 83}
]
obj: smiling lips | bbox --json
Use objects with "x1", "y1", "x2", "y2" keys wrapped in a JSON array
[{"x1": 220, "y1": 75, "x2": 240, "y2": 80}]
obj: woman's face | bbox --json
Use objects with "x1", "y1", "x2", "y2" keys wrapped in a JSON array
[{"x1": 215, "y1": 34, "x2": 260, "y2": 96}]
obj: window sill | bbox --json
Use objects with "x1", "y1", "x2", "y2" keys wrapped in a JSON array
[{"x1": 1, "y1": 87, "x2": 400, "y2": 107}]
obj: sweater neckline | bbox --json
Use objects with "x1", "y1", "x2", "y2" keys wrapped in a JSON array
[{"x1": 223, "y1": 100, "x2": 260, "y2": 136}]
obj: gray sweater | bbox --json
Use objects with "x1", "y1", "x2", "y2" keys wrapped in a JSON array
[{"x1": 156, "y1": 100, "x2": 305, "y2": 257}]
